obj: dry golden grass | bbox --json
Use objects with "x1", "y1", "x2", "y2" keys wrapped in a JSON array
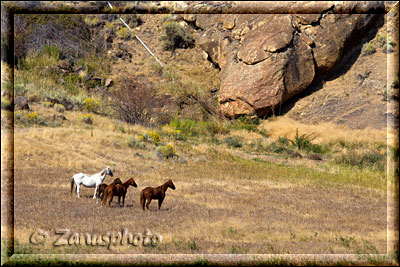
[
  {"x1": 260, "y1": 116, "x2": 387, "y2": 146},
  {"x1": 3, "y1": 104, "x2": 389, "y2": 256}
]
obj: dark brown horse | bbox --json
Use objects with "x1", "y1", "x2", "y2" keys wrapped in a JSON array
[
  {"x1": 140, "y1": 179, "x2": 175, "y2": 211},
  {"x1": 96, "y1": 177, "x2": 122, "y2": 204},
  {"x1": 102, "y1": 178, "x2": 137, "y2": 207}
]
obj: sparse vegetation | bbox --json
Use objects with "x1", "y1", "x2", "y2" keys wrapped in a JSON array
[
  {"x1": 224, "y1": 136, "x2": 243, "y2": 148},
  {"x1": 361, "y1": 42, "x2": 376, "y2": 55},
  {"x1": 161, "y1": 21, "x2": 194, "y2": 51},
  {"x1": 334, "y1": 151, "x2": 386, "y2": 170},
  {"x1": 376, "y1": 32, "x2": 395, "y2": 53}
]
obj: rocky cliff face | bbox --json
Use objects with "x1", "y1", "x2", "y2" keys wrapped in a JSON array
[{"x1": 183, "y1": 2, "x2": 385, "y2": 118}]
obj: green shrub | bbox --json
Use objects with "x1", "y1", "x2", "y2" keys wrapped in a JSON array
[
  {"x1": 224, "y1": 136, "x2": 243, "y2": 148},
  {"x1": 288, "y1": 129, "x2": 315, "y2": 150},
  {"x1": 161, "y1": 21, "x2": 194, "y2": 51},
  {"x1": 41, "y1": 45, "x2": 60, "y2": 60},
  {"x1": 334, "y1": 151, "x2": 386, "y2": 170},
  {"x1": 361, "y1": 42, "x2": 376, "y2": 56},
  {"x1": 1, "y1": 98, "x2": 12, "y2": 111},
  {"x1": 167, "y1": 118, "x2": 228, "y2": 137},
  {"x1": 305, "y1": 143, "x2": 330, "y2": 154},
  {"x1": 376, "y1": 33, "x2": 395, "y2": 53},
  {"x1": 278, "y1": 136, "x2": 290, "y2": 146},
  {"x1": 228, "y1": 116, "x2": 260, "y2": 132},
  {"x1": 126, "y1": 136, "x2": 146, "y2": 149},
  {"x1": 54, "y1": 103, "x2": 65, "y2": 113},
  {"x1": 117, "y1": 28, "x2": 132, "y2": 40},
  {"x1": 120, "y1": 14, "x2": 142, "y2": 28},
  {"x1": 266, "y1": 142, "x2": 293, "y2": 154}
]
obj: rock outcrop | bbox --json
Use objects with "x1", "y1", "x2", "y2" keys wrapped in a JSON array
[{"x1": 184, "y1": 2, "x2": 385, "y2": 117}]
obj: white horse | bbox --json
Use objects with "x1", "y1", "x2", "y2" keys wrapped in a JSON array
[{"x1": 70, "y1": 166, "x2": 113, "y2": 199}]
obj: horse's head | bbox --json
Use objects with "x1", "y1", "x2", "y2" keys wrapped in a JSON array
[
  {"x1": 129, "y1": 178, "x2": 138, "y2": 188},
  {"x1": 105, "y1": 166, "x2": 113, "y2": 177},
  {"x1": 168, "y1": 179, "x2": 176, "y2": 190},
  {"x1": 112, "y1": 178, "x2": 122, "y2": 185}
]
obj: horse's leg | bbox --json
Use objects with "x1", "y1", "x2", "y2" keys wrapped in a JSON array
[
  {"x1": 118, "y1": 196, "x2": 121, "y2": 207},
  {"x1": 146, "y1": 198, "x2": 152, "y2": 210},
  {"x1": 158, "y1": 197, "x2": 164, "y2": 210},
  {"x1": 122, "y1": 195, "x2": 125, "y2": 207},
  {"x1": 108, "y1": 195, "x2": 113, "y2": 207},
  {"x1": 93, "y1": 185, "x2": 98, "y2": 199},
  {"x1": 140, "y1": 194, "x2": 145, "y2": 211},
  {"x1": 76, "y1": 183, "x2": 80, "y2": 198}
]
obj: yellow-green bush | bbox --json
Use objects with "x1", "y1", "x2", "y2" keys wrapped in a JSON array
[
  {"x1": 361, "y1": 42, "x2": 376, "y2": 55},
  {"x1": 27, "y1": 112, "x2": 38, "y2": 120},
  {"x1": 156, "y1": 144, "x2": 176, "y2": 159},
  {"x1": 79, "y1": 114, "x2": 94, "y2": 125},
  {"x1": 83, "y1": 98, "x2": 100, "y2": 113},
  {"x1": 1, "y1": 98, "x2": 12, "y2": 110},
  {"x1": 145, "y1": 130, "x2": 161, "y2": 145},
  {"x1": 117, "y1": 28, "x2": 132, "y2": 40},
  {"x1": 41, "y1": 101, "x2": 53, "y2": 108},
  {"x1": 15, "y1": 111, "x2": 47, "y2": 126},
  {"x1": 161, "y1": 125, "x2": 186, "y2": 141}
]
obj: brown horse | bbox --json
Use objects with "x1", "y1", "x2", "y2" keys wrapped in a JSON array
[
  {"x1": 102, "y1": 178, "x2": 137, "y2": 207},
  {"x1": 96, "y1": 177, "x2": 122, "y2": 204},
  {"x1": 140, "y1": 179, "x2": 175, "y2": 211}
]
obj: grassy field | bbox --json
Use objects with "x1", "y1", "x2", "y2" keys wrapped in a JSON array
[
  {"x1": 1, "y1": 103, "x2": 392, "y2": 257},
  {"x1": 1, "y1": 12, "x2": 397, "y2": 264}
]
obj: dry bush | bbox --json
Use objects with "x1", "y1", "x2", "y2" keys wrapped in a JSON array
[{"x1": 110, "y1": 77, "x2": 165, "y2": 126}]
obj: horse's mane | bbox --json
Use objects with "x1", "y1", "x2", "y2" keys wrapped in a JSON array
[
  {"x1": 121, "y1": 178, "x2": 134, "y2": 187},
  {"x1": 161, "y1": 179, "x2": 172, "y2": 188}
]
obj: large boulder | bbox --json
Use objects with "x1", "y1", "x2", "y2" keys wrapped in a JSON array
[{"x1": 185, "y1": 2, "x2": 385, "y2": 118}]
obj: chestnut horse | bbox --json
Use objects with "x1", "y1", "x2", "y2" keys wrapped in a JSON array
[
  {"x1": 140, "y1": 179, "x2": 175, "y2": 211},
  {"x1": 102, "y1": 178, "x2": 137, "y2": 207},
  {"x1": 96, "y1": 177, "x2": 123, "y2": 204}
]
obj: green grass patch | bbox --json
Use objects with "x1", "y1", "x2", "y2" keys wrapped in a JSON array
[
  {"x1": 209, "y1": 152, "x2": 386, "y2": 191},
  {"x1": 223, "y1": 136, "x2": 243, "y2": 148},
  {"x1": 334, "y1": 151, "x2": 386, "y2": 171},
  {"x1": 228, "y1": 116, "x2": 260, "y2": 132},
  {"x1": 166, "y1": 118, "x2": 228, "y2": 137}
]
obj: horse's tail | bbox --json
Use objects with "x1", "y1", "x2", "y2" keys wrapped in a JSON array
[
  {"x1": 70, "y1": 177, "x2": 75, "y2": 196},
  {"x1": 140, "y1": 191, "x2": 145, "y2": 211},
  {"x1": 102, "y1": 188, "x2": 108, "y2": 207}
]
